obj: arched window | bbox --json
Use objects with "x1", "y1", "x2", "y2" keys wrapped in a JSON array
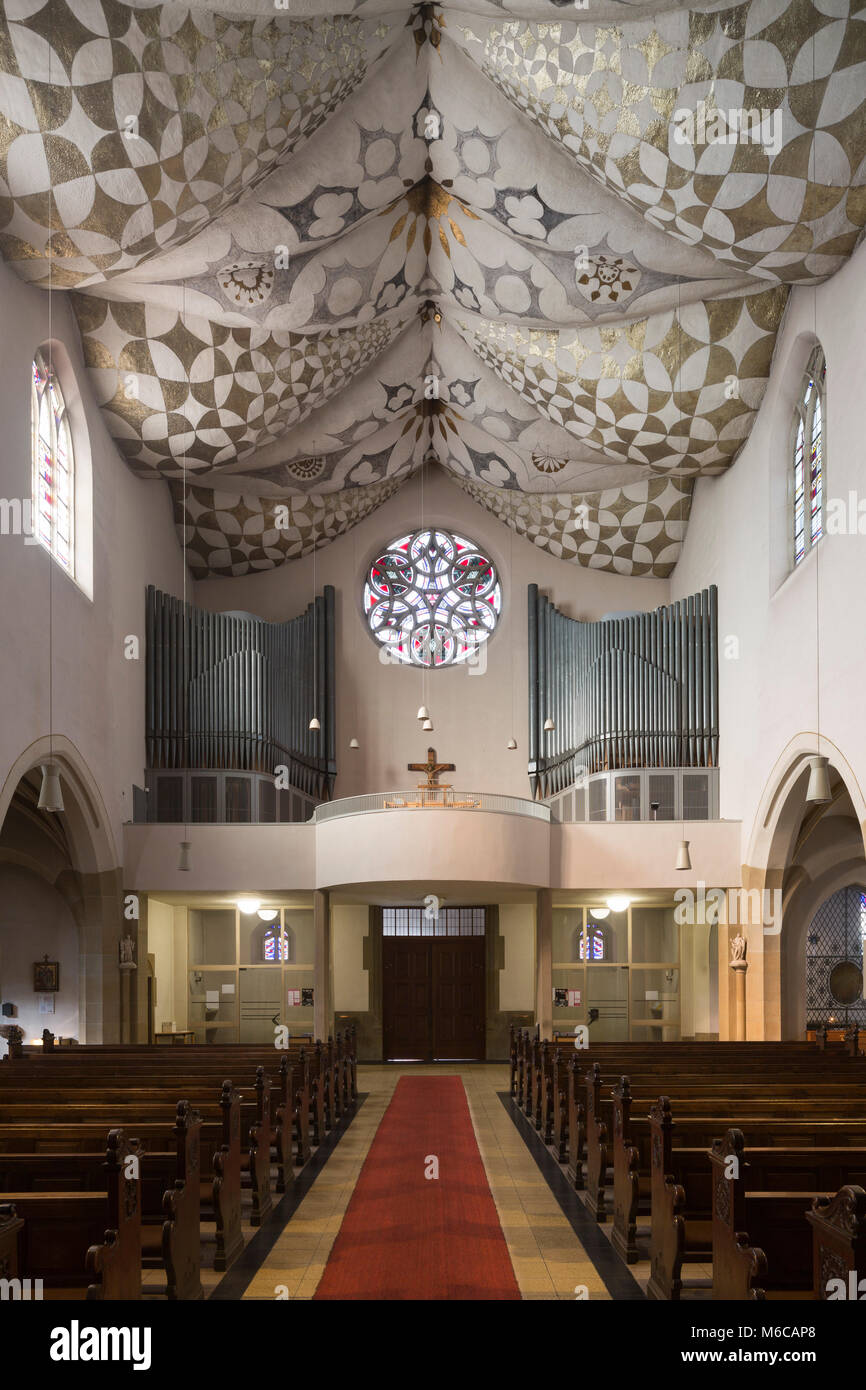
[
  {"x1": 792, "y1": 344, "x2": 825, "y2": 568},
  {"x1": 579, "y1": 927, "x2": 605, "y2": 961},
  {"x1": 262, "y1": 925, "x2": 289, "y2": 962},
  {"x1": 31, "y1": 349, "x2": 75, "y2": 576},
  {"x1": 805, "y1": 885, "x2": 866, "y2": 1027}
]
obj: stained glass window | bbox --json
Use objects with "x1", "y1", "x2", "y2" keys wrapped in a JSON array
[
  {"x1": 805, "y1": 885, "x2": 866, "y2": 1027},
  {"x1": 793, "y1": 345, "x2": 825, "y2": 568},
  {"x1": 579, "y1": 928, "x2": 605, "y2": 961},
  {"x1": 31, "y1": 350, "x2": 74, "y2": 576},
  {"x1": 364, "y1": 529, "x2": 501, "y2": 667},
  {"x1": 262, "y1": 926, "x2": 290, "y2": 962}
]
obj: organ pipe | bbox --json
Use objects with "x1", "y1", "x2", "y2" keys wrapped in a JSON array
[
  {"x1": 526, "y1": 585, "x2": 719, "y2": 799},
  {"x1": 145, "y1": 585, "x2": 336, "y2": 801}
]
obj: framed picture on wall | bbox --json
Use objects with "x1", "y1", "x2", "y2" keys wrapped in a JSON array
[{"x1": 34, "y1": 956, "x2": 59, "y2": 992}]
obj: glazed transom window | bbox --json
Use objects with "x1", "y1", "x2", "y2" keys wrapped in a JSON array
[
  {"x1": 31, "y1": 349, "x2": 75, "y2": 576},
  {"x1": 364, "y1": 529, "x2": 501, "y2": 667}
]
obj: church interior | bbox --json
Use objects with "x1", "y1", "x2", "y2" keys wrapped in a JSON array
[{"x1": 1, "y1": 0, "x2": 866, "y2": 1329}]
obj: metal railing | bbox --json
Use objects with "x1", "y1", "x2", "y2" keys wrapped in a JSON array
[{"x1": 313, "y1": 790, "x2": 551, "y2": 824}]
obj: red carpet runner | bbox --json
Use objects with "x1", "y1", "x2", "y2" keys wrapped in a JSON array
[{"x1": 314, "y1": 1075, "x2": 521, "y2": 1300}]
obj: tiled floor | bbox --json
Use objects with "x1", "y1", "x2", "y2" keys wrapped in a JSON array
[{"x1": 242, "y1": 1064, "x2": 610, "y2": 1301}]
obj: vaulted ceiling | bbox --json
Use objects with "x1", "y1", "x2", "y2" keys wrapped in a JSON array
[{"x1": 1, "y1": 0, "x2": 864, "y2": 578}]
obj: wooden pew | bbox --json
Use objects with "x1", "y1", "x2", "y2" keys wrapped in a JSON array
[
  {"x1": 0, "y1": 1105, "x2": 202, "y2": 1300},
  {"x1": 6, "y1": 1129, "x2": 141, "y2": 1299},
  {"x1": 807, "y1": 1184, "x2": 866, "y2": 1299},
  {"x1": 709, "y1": 1129, "x2": 866, "y2": 1299},
  {"x1": 0, "y1": 1087, "x2": 243, "y2": 1273}
]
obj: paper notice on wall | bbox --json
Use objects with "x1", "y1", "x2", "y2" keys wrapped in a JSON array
[
  {"x1": 287, "y1": 989, "x2": 301, "y2": 1007},
  {"x1": 645, "y1": 990, "x2": 659, "y2": 1001},
  {"x1": 221, "y1": 983, "x2": 235, "y2": 995},
  {"x1": 206, "y1": 990, "x2": 219, "y2": 1008},
  {"x1": 568, "y1": 990, "x2": 581, "y2": 1007}
]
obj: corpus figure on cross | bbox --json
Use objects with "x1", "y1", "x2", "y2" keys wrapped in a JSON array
[{"x1": 408, "y1": 748, "x2": 455, "y2": 790}]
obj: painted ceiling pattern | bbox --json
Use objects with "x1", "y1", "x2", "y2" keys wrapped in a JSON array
[{"x1": 1, "y1": 0, "x2": 865, "y2": 578}]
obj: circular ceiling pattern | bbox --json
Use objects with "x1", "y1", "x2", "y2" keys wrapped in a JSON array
[{"x1": 364, "y1": 528, "x2": 501, "y2": 667}]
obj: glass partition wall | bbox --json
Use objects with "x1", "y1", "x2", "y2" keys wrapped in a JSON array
[
  {"x1": 187, "y1": 905, "x2": 315, "y2": 1043},
  {"x1": 552, "y1": 903, "x2": 681, "y2": 1041}
]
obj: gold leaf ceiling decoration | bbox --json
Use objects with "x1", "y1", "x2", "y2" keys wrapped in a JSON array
[{"x1": 1, "y1": 0, "x2": 865, "y2": 577}]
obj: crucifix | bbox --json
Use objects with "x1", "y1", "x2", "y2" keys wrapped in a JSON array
[{"x1": 408, "y1": 747, "x2": 455, "y2": 790}]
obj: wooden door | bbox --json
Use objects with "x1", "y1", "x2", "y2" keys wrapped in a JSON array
[
  {"x1": 382, "y1": 927, "x2": 486, "y2": 1061},
  {"x1": 433, "y1": 938, "x2": 486, "y2": 1060},
  {"x1": 383, "y1": 937, "x2": 431, "y2": 1060}
]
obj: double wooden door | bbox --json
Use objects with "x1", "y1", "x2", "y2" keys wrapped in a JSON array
[{"x1": 382, "y1": 935, "x2": 486, "y2": 1061}]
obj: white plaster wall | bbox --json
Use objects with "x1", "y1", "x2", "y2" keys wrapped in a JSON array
[
  {"x1": 0, "y1": 259, "x2": 186, "y2": 855},
  {"x1": 332, "y1": 904, "x2": 369, "y2": 1012},
  {"x1": 498, "y1": 902, "x2": 536, "y2": 1011},
  {"x1": 672, "y1": 237, "x2": 866, "y2": 858},
  {"x1": 194, "y1": 468, "x2": 671, "y2": 798},
  {"x1": 0, "y1": 865, "x2": 80, "y2": 1049}
]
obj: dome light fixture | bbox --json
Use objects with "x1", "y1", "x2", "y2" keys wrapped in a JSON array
[
  {"x1": 589, "y1": 907, "x2": 610, "y2": 921},
  {"x1": 606, "y1": 894, "x2": 630, "y2": 914},
  {"x1": 237, "y1": 897, "x2": 262, "y2": 915},
  {"x1": 257, "y1": 908, "x2": 279, "y2": 922}
]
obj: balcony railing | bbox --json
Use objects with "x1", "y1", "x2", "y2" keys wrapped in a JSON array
[{"x1": 313, "y1": 790, "x2": 551, "y2": 823}]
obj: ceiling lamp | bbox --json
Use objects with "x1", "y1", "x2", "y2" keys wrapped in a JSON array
[
  {"x1": 257, "y1": 908, "x2": 279, "y2": 922},
  {"x1": 178, "y1": 840, "x2": 192, "y2": 872},
  {"x1": 237, "y1": 898, "x2": 262, "y2": 915},
  {"x1": 37, "y1": 763, "x2": 64, "y2": 813},
  {"x1": 606, "y1": 894, "x2": 630, "y2": 914},
  {"x1": 421, "y1": 717, "x2": 433, "y2": 731},
  {"x1": 507, "y1": 738, "x2": 517, "y2": 750},
  {"x1": 543, "y1": 717, "x2": 555, "y2": 732},
  {"x1": 349, "y1": 737, "x2": 359, "y2": 749},
  {"x1": 309, "y1": 716, "x2": 321, "y2": 731},
  {"x1": 806, "y1": 755, "x2": 831, "y2": 805},
  {"x1": 676, "y1": 840, "x2": 692, "y2": 871},
  {"x1": 589, "y1": 907, "x2": 610, "y2": 920},
  {"x1": 417, "y1": 705, "x2": 429, "y2": 721}
]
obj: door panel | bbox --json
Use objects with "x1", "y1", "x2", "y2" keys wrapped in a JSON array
[
  {"x1": 433, "y1": 938, "x2": 486, "y2": 1060},
  {"x1": 383, "y1": 938, "x2": 431, "y2": 1060},
  {"x1": 238, "y1": 968, "x2": 281, "y2": 1043}
]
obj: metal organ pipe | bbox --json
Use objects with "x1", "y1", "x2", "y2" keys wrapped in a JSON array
[
  {"x1": 144, "y1": 585, "x2": 336, "y2": 801},
  {"x1": 525, "y1": 585, "x2": 719, "y2": 796}
]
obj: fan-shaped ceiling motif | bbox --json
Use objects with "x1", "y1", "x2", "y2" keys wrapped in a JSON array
[{"x1": 1, "y1": 0, "x2": 865, "y2": 578}]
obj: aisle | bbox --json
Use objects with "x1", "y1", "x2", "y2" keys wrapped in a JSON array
[
  {"x1": 314, "y1": 1075, "x2": 519, "y2": 1300},
  {"x1": 241, "y1": 1064, "x2": 610, "y2": 1300}
]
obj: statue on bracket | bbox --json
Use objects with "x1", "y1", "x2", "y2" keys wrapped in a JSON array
[
  {"x1": 730, "y1": 933, "x2": 747, "y2": 965},
  {"x1": 119, "y1": 934, "x2": 137, "y2": 970}
]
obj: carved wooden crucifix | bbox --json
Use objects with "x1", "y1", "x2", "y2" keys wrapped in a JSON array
[{"x1": 408, "y1": 747, "x2": 455, "y2": 789}]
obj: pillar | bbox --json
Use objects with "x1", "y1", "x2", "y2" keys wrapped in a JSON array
[
  {"x1": 314, "y1": 889, "x2": 331, "y2": 1043},
  {"x1": 731, "y1": 959, "x2": 748, "y2": 1041},
  {"x1": 535, "y1": 889, "x2": 552, "y2": 1038}
]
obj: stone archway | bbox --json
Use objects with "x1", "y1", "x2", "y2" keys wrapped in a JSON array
[
  {"x1": 0, "y1": 737, "x2": 125, "y2": 1043},
  {"x1": 740, "y1": 736, "x2": 866, "y2": 1039}
]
